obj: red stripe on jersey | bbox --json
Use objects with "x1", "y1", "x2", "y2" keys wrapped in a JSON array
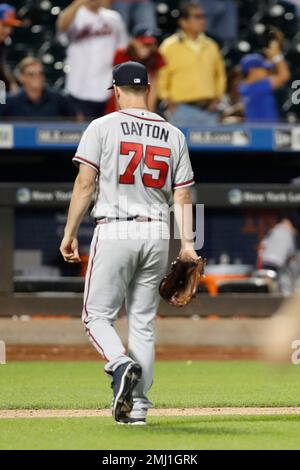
[
  {"x1": 119, "y1": 111, "x2": 166, "y2": 122},
  {"x1": 73, "y1": 156, "x2": 99, "y2": 171},
  {"x1": 173, "y1": 179, "x2": 194, "y2": 188}
]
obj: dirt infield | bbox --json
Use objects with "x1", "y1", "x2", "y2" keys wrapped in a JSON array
[
  {"x1": 1, "y1": 408, "x2": 300, "y2": 419},
  {"x1": 6, "y1": 345, "x2": 263, "y2": 361}
]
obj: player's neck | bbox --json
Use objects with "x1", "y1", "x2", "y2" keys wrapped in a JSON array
[
  {"x1": 87, "y1": 6, "x2": 101, "y2": 14},
  {"x1": 182, "y1": 29, "x2": 201, "y2": 41},
  {"x1": 119, "y1": 99, "x2": 148, "y2": 112},
  {"x1": 282, "y1": 219, "x2": 297, "y2": 235},
  {"x1": 122, "y1": 106, "x2": 149, "y2": 112}
]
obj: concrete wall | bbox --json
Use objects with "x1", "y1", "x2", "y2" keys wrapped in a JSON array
[{"x1": 0, "y1": 317, "x2": 274, "y2": 347}]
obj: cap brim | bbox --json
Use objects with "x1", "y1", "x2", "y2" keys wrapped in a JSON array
[
  {"x1": 137, "y1": 36, "x2": 157, "y2": 45},
  {"x1": 108, "y1": 82, "x2": 150, "y2": 90}
]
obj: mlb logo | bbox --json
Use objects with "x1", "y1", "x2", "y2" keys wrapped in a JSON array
[{"x1": 134, "y1": 78, "x2": 141, "y2": 84}]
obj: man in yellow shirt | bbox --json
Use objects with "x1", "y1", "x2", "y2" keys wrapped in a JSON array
[{"x1": 158, "y1": 1, "x2": 226, "y2": 126}]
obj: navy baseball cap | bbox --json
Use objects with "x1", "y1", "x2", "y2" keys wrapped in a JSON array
[
  {"x1": 0, "y1": 4, "x2": 22, "y2": 26},
  {"x1": 108, "y1": 61, "x2": 149, "y2": 90},
  {"x1": 132, "y1": 25, "x2": 157, "y2": 44},
  {"x1": 240, "y1": 53, "x2": 273, "y2": 75}
]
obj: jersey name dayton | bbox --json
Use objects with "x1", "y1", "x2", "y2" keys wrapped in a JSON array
[{"x1": 73, "y1": 108, "x2": 194, "y2": 224}]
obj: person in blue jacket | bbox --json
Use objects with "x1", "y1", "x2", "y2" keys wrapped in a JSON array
[{"x1": 239, "y1": 40, "x2": 290, "y2": 123}]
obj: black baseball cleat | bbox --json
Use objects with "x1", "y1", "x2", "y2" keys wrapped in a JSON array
[{"x1": 111, "y1": 361, "x2": 142, "y2": 422}]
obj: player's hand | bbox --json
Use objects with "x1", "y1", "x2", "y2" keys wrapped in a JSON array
[
  {"x1": 207, "y1": 98, "x2": 220, "y2": 113},
  {"x1": 264, "y1": 40, "x2": 281, "y2": 60},
  {"x1": 10, "y1": 82, "x2": 19, "y2": 93},
  {"x1": 179, "y1": 248, "x2": 199, "y2": 262},
  {"x1": 165, "y1": 100, "x2": 176, "y2": 115},
  {"x1": 60, "y1": 235, "x2": 81, "y2": 263}
]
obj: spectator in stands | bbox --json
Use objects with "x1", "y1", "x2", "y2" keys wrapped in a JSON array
[
  {"x1": 258, "y1": 211, "x2": 300, "y2": 296},
  {"x1": 112, "y1": 0, "x2": 157, "y2": 32},
  {"x1": 220, "y1": 66, "x2": 244, "y2": 124},
  {"x1": 239, "y1": 41, "x2": 291, "y2": 123},
  {"x1": 0, "y1": 57, "x2": 77, "y2": 119},
  {"x1": 109, "y1": 25, "x2": 165, "y2": 112},
  {"x1": 57, "y1": 0, "x2": 128, "y2": 120},
  {"x1": 282, "y1": 0, "x2": 300, "y2": 19},
  {"x1": 200, "y1": 0, "x2": 238, "y2": 45},
  {"x1": 158, "y1": 1, "x2": 226, "y2": 127},
  {"x1": 0, "y1": 3, "x2": 22, "y2": 94}
]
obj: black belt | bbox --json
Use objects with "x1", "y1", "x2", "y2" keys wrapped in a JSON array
[
  {"x1": 96, "y1": 216, "x2": 153, "y2": 225},
  {"x1": 185, "y1": 100, "x2": 212, "y2": 110}
]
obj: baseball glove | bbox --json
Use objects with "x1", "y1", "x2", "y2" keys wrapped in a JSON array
[{"x1": 159, "y1": 257, "x2": 206, "y2": 307}]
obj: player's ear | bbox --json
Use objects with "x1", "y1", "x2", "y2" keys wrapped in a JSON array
[{"x1": 114, "y1": 85, "x2": 120, "y2": 101}]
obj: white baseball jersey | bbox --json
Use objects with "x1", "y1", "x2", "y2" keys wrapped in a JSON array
[
  {"x1": 64, "y1": 7, "x2": 128, "y2": 102},
  {"x1": 73, "y1": 108, "x2": 194, "y2": 224}
]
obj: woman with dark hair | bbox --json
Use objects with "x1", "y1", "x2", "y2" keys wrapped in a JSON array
[{"x1": 107, "y1": 25, "x2": 165, "y2": 112}]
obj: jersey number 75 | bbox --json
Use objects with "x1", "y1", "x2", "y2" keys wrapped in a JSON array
[{"x1": 119, "y1": 142, "x2": 171, "y2": 189}]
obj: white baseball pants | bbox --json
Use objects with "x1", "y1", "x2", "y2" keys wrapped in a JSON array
[{"x1": 82, "y1": 221, "x2": 169, "y2": 419}]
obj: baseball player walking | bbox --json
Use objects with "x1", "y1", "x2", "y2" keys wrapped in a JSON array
[{"x1": 60, "y1": 62, "x2": 197, "y2": 424}]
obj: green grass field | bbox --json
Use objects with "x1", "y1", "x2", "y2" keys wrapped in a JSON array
[
  {"x1": 1, "y1": 416, "x2": 300, "y2": 450},
  {"x1": 1, "y1": 360, "x2": 300, "y2": 449}
]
